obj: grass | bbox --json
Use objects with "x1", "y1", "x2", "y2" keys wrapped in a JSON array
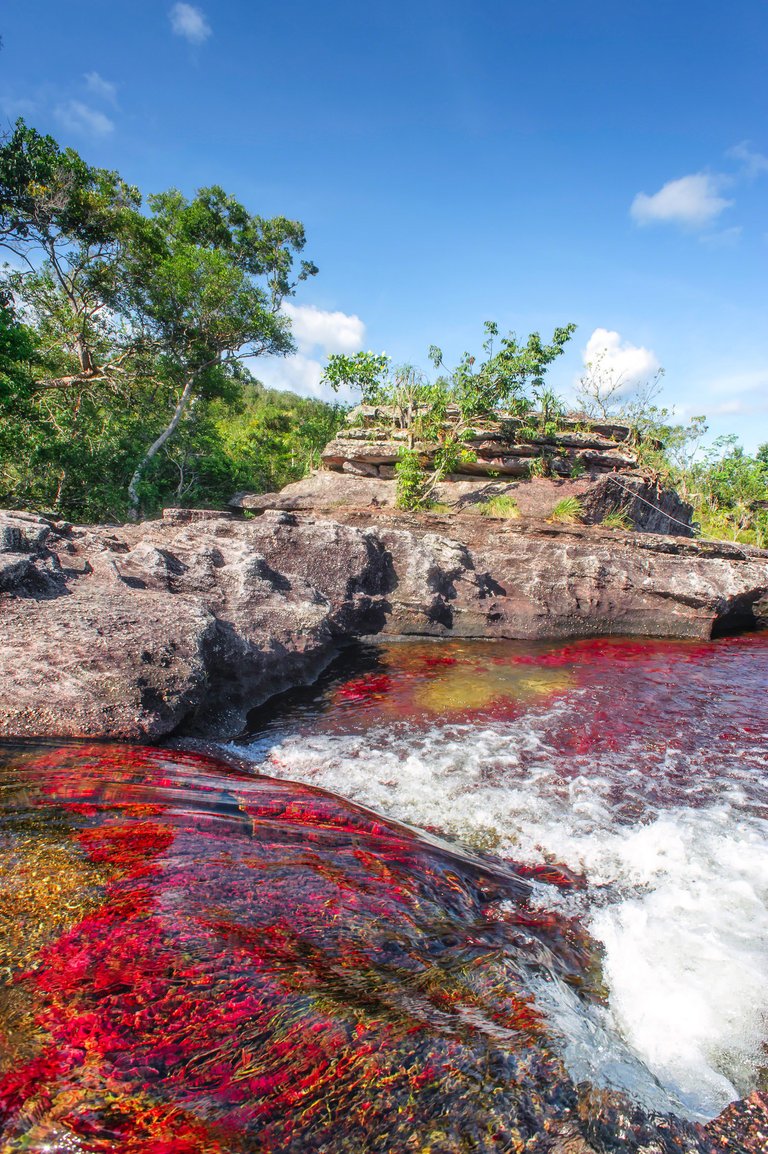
[
  {"x1": 548, "y1": 496, "x2": 583, "y2": 524},
  {"x1": 601, "y1": 510, "x2": 632, "y2": 530},
  {"x1": 424, "y1": 501, "x2": 453, "y2": 514},
  {"x1": 475, "y1": 495, "x2": 521, "y2": 519}
]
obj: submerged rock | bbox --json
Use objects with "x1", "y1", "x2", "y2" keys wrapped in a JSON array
[{"x1": 0, "y1": 740, "x2": 731, "y2": 1153}]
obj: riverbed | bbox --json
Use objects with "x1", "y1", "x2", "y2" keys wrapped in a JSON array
[
  {"x1": 1, "y1": 632, "x2": 766, "y2": 1151},
  {"x1": 232, "y1": 632, "x2": 768, "y2": 1122}
]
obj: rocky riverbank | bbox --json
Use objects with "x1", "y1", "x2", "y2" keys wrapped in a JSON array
[{"x1": 1, "y1": 505, "x2": 767, "y2": 742}]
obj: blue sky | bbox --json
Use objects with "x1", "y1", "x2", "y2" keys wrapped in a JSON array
[{"x1": 1, "y1": 1, "x2": 767, "y2": 451}]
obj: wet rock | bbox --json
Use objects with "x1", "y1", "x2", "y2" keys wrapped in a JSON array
[
  {"x1": 0, "y1": 507, "x2": 766, "y2": 740},
  {"x1": 706, "y1": 1090, "x2": 768, "y2": 1152}
]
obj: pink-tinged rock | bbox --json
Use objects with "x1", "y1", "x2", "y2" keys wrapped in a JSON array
[{"x1": 1, "y1": 506, "x2": 766, "y2": 741}]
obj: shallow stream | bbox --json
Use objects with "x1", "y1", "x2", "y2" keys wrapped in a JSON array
[
  {"x1": 233, "y1": 633, "x2": 768, "y2": 1122},
  {"x1": 1, "y1": 632, "x2": 766, "y2": 1151}
]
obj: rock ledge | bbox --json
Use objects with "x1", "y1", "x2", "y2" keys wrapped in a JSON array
[{"x1": 1, "y1": 507, "x2": 766, "y2": 741}]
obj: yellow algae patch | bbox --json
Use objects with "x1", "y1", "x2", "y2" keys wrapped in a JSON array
[
  {"x1": 0, "y1": 832, "x2": 108, "y2": 1071},
  {"x1": 414, "y1": 665, "x2": 574, "y2": 714}
]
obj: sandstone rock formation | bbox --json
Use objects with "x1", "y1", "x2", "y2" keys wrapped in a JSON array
[
  {"x1": 1, "y1": 506, "x2": 766, "y2": 742},
  {"x1": 321, "y1": 408, "x2": 644, "y2": 479},
  {"x1": 232, "y1": 470, "x2": 694, "y2": 535},
  {"x1": 234, "y1": 404, "x2": 695, "y2": 536}
]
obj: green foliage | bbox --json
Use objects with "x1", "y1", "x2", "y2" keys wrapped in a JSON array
[
  {"x1": 687, "y1": 436, "x2": 768, "y2": 546},
  {"x1": 325, "y1": 320, "x2": 575, "y2": 506},
  {"x1": 475, "y1": 495, "x2": 520, "y2": 519},
  {"x1": 600, "y1": 510, "x2": 632, "y2": 530},
  {"x1": 548, "y1": 496, "x2": 583, "y2": 524},
  {"x1": 322, "y1": 351, "x2": 390, "y2": 403},
  {"x1": 0, "y1": 120, "x2": 320, "y2": 521},
  {"x1": 527, "y1": 456, "x2": 547, "y2": 478},
  {"x1": 394, "y1": 447, "x2": 428, "y2": 511},
  {"x1": 569, "y1": 458, "x2": 586, "y2": 479},
  {"x1": 534, "y1": 386, "x2": 565, "y2": 434},
  {"x1": 428, "y1": 320, "x2": 576, "y2": 423}
]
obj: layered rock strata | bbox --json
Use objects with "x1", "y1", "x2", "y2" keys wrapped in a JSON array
[
  {"x1": 1, "y1": 506, "x2": 766, "y2": 742},
  {"x1": 279, "y1": 405, "x2": 695, "y2": 536},
  {"x1": 322, "y1": 409, "x2": 644, "y2": 479}
]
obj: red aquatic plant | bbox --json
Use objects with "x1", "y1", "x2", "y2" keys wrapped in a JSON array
[{"x1": 0, "y1": 741, "x2": 732, "y2": 1152}]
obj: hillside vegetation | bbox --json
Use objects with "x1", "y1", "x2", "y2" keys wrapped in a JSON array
[{"x1": 1, "y1": 121, "x2": 765, "y2": 541}]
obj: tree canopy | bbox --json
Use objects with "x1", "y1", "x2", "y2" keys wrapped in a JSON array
[{"x1": 0, "y1": 120, "x2": 328, "y2": 520}]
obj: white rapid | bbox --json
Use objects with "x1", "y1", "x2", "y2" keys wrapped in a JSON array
[{"x1": 232, "y1": 637, "x2": 768, "y2": 1121}]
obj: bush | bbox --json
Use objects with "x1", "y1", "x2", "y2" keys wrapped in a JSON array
[{"x1": 395, "y1": 447, "x2": 428, "y2": 510}]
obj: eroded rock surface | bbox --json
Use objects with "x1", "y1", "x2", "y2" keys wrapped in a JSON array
[
  {"x1": 232, "y1": 469, "x2": 694, "y2": 536},
  {"x1": 1, "y1": 506, "x2": 767, "y2": 741}
]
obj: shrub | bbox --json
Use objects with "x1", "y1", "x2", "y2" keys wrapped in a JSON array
[
  {"x1": 395, "y1": 447, "x2": 428, "y2": 510},
  {"x1": 569, "y1": 458, "x2": 586, "y2": 479},
  {"x1": 548, "y1": 496, "x2": 583, "y2": 524}
]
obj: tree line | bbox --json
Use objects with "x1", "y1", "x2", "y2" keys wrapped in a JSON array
[
  {"x1": 0, "y1": 120, "x2": 343, "y2": 521},
  {"x1": 1, "y1": 120, "x2": 765, "y2": 541}
]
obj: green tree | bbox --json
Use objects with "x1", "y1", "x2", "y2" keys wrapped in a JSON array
[
  {"x1": 690, "y1": 436, "x2": 768, "y2": 544},
  {"x1": 0, "y1": 122, "x2": 320, "y2": 520},
  {"x1": 428, "y1": 321, "x2": 576, "y2": 422},
  {"x1": 0, "y1": 119, "x2": 141, "y2": 388},
  {"x1": 323, "y1": 321, "x2": 575, "y2": 508},
  {"x1": 119, "y1": 186, "x2": 317, "y2": 515}
]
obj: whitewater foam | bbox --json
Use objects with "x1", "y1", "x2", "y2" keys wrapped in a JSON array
[{"x1": 234, "y1": 703, "x2": 768, "y2": 1119}]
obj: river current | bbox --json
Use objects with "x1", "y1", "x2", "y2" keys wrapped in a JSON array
[
  {"x1": 233, "y1": 633, "x2": 768, "y2": 1122},
  {"x1": 1, "y1": 632, "x2": 766, "y2": 1151}
]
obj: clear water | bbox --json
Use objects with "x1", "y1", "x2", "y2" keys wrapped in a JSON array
[
  {"x1": 1, "y1": 632, "x2": 766, "y2": 1152},
  {"x1": 0, "y1": 738, "x2": 713, "y2": 1152},
  {"x1": 232, "y1": 633, "x2": 768, "y2": 1122}
]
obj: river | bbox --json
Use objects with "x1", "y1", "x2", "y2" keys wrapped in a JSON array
[{"x1": 1, "y1": 632, "x2": 766, "y2": 1151}]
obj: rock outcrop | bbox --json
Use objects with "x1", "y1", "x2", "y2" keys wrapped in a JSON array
[
  {"x1": 1, "y1": 506, "x2": 766, "y2": 742},
  {"x1": 232, "y1": 470, "x2": 695, "y2": 536},
  {"x1": 233, "y1": 405, "x2": 696, "y2": 536},
  {"x1": 321, "y1": 409, "x2": 643, "y2": 479}
]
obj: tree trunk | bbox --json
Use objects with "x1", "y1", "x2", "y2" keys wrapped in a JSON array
[
  {"x1": 127, "y1": 374, "x2": 196, "y2": 520},
  {"x1": 75, "y1": 336, "x2": 96, "y2": 375}
]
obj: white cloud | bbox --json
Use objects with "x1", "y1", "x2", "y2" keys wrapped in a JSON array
[
  {"x1": 630, "y1": 173, "x2": 732, "y2": 229},
  {"x1": 248, "y1": 305, "x2": 366, "y2": 401},
  {"x1": 170, "y1": 3, "x2": 212, "y2": 44},
  {"x1": 84, "y1": 72, "x2": 117, "y2": 104},
  {"x1": 54, "y1": 100, "x2": 114, "y2": 137},
  {"x1": 727, "y1": 141, "x2": 768, "y2": 179},
  {"x1": 282, "y1": 303, "x2": 366, "y2": 355},
  {"x1": 699, "y1": 226, "x2": 742, "y2": 248},
  {"x1": 251, "y1": 352, "x2": 330, "y2": 400},
  {"x1": 582, "y1": 328, "x2": 661, "y2": 391}
]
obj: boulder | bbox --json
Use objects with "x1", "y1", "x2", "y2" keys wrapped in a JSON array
[{"x1": 1, "y1": 505, "x2": 766, "y2": 741}]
